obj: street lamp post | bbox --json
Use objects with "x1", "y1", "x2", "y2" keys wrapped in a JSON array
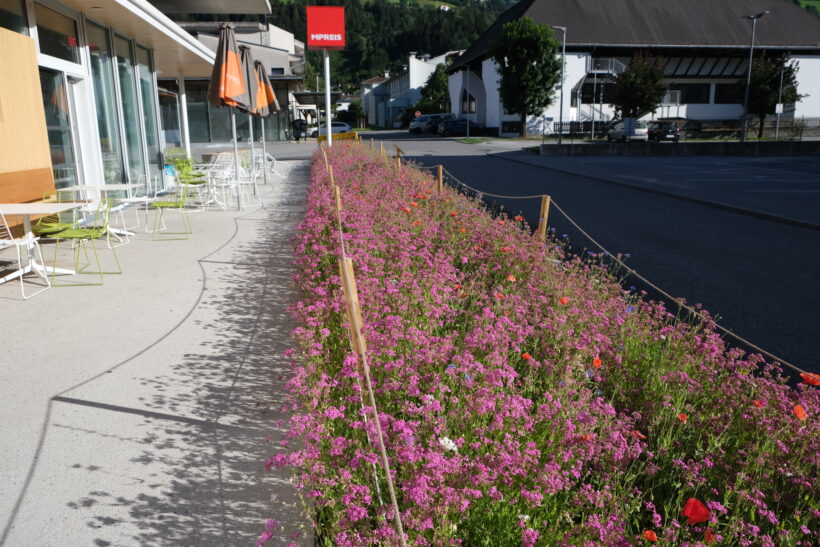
[
  {"x1": 552, "y1": 26, "x2": 567, "y2": 145},
  {"x1": 741, "y1": 10, "x2": 769, "y2": 142}
]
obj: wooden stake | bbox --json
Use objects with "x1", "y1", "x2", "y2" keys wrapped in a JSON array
[
  {"x1": 338, "y1": 257, "x2": 367, "y2": 372},
  {"x1": 333, "y1": 184, "x2": 342, "y2": 219},
  {"x1": 437, "y1": 165, "x2": 443, "y2": 194},
  {"x1": 396, "y1": 156, "x2": 401, "y2": 169},
  {"x1": 536, "y1": 195, "x2": 551, "y2": 241},
  {"x1": 370, "y1": 138, "x2": 373, "y2": 150},
  {"x1": 380, "y1": 142, "x2": 385, "y2": 158},
  {"x1": 329, "y1": 165, "x2": 335, "y2": 186}
]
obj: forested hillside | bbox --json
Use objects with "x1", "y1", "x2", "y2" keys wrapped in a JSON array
[{"x1": 171, "y1": 0, "x2": 515, "y2": 91}]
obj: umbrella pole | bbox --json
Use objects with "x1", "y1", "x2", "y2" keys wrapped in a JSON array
[
  {"x1": 249, "y1": 113, "x2": 257, "y2": 196},
  {"x1": 261, "y1": 118, "x2": 268, "y2": 186},
  {"x1": 231, "y1": 108, "x2": 243, "y2": 210}
]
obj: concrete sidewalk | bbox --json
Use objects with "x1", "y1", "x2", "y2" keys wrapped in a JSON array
[{"x1": 0, "y1": 160, "x2": 312, "y2": 545}]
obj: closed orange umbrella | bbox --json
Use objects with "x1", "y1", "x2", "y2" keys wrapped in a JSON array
[
  {"x1": 207, "y1": 23, "x2": 249, "y2": 110},
  {"x1": 207, "y1": 23, "x2": 248, "y2": 209},
  {"x1": 253, "y1": 61, "x2": 280, "y2": 186}
]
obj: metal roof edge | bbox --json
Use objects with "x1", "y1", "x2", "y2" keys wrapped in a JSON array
[{"x1": 116, "y1": 0, "x2": 215, "y2": 63}]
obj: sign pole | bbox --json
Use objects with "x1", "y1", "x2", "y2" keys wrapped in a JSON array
[{"x1": 324, "y1": 49, "x2": 332, "y2": 147}]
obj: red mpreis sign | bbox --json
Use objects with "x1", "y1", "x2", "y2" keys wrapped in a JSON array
[{"x1": 306, "y1": 6, "x2": 345, "y2": 50}]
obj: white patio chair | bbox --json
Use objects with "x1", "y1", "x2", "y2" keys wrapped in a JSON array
[{"x1": 0, "y1": 211, "x2": 50, "y2": 299}]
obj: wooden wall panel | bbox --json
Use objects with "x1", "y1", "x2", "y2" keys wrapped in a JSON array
[{"x1": 0, "y1": 28, "x2": 55, "y2": 203}]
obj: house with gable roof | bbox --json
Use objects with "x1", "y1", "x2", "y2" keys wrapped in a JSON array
[{"x1": 447, "y1": 0, "x2": 820, "y2": 136}]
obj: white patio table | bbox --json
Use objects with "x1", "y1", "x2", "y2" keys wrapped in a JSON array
[{"x1": 0, "y1": 202, "x2": 81, "y2": 284}]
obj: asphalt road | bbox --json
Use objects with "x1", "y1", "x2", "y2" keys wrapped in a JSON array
[{"x1": 364, "y1": 131, "x2": 820, "y2": 375}]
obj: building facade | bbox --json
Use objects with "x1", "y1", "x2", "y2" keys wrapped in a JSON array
[{"x1": 448, "y1": 0, "x2": 820, "y2": 136}]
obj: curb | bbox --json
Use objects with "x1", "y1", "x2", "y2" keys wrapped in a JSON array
[{"x1": 489, "y1": 152, "x2": 820, "y2": 232}]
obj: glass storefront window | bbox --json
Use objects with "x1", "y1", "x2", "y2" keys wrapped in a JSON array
[
  {"x1": 86, "y1": 21, "x2": 125, "y2": 184},
  {"x1": 34, "y1": 3, "x2": 79, "y2": 63},
  {"x1": 185, "y1": 80, "x2": 210, "y2": 143},
  {"x1": 114, "y1": 34, "x2": 146, "y2": 182},
  {"x1": 1, "y1": 0, "x2": 28, "y2": 35},
  {"x1": 39, "y1": 67, "x2": 78, "y2": 189},
  {"x1": 136, "y1": 46, "x2": 161, "y2": 183}
]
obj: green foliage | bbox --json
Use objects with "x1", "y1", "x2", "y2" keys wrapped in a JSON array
[
  {"x1": 611, "y1": 52, "x2": 667, "y2": 118},
  {"x1": 261, "y1": 0, "x2": 515, "y2": 92},
  {"x1": 415, "y1": 63, "x2": 451, "y2": 113},
  {"x1": 746, "y1": 54, "x2": 804, "y2": 137},
  {"x1": 338, "y1": 100, "x2": 365, "y2": 127},
  {"x1": 490, "y1": 17, "x2": 561, "y2": 138}
]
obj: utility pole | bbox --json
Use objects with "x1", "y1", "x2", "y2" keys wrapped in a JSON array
[
  {"x1": 741, "y1": 11, "x2": 769, "y2": 142},
  {"x1": 552, "y1": 26, "x2": 567, "y2": 145}
]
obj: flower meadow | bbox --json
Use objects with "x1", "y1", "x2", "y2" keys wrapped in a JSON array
[{"x1": 264, "y1": 144, "x2": 818, "y2": 546}]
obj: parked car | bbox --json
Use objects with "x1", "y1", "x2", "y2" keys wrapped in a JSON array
[
  {"x1": 409, "y1": 115, "x2": 430, "y2": 133},
  {"x1": 426, "y1": 113, "x2": 455, "y2": 133},
  {"x1": 647, "y1": 121, "x2": 680, "y2": 142},
  {"x1": 310, "y1": 121, "x2": 353, "y2": 138},
  {"x1": 607, "y1": 120, "x2": 648, "y2": 142},
  {"x1": 438, "y1": 119, "x2": 484, "y2": 137}
]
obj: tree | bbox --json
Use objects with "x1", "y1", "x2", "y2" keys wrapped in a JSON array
[
  {"x1": 490, "y1": 17, "x2": 561, "y2": 138},
  {"x1": 745, "y1": 54, "x2": 804, "y2": 138},
  {"x1": 611, "y1": 52, "x2": 667, "y2": 119},
  {"x1": 415, "y1": 63, "x2": 451, "y2": 113},
  {"x1": 338, "y1": 100, "x2": 365, "y2": 128}
]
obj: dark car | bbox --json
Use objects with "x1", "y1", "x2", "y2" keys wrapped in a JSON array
[
  {"x1": 647, "y1": 121, "x2": 680, "y2": 143},
  {"x1": 438, "y1": 119, "x2": 484, "y2": 137}
]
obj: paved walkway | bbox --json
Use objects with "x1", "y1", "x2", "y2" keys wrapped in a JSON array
[{"x1": 0, "y1": 159, "x2": 312, "y2": 545}]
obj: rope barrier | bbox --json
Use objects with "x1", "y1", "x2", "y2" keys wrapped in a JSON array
[{"x1": 431, "y1": 165, "x2": 809, "y2": 376}]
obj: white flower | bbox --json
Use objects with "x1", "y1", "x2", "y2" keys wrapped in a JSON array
[
  {"x1": 438, "y1": 437, "x2": 458, "y2": 452},
  {"x1": 518, "y1": 514, "x2": 530, "y2": 522}
]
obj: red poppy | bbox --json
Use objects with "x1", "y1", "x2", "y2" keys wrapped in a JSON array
[
  {"x1": 410, "y1": 201, "x2": 418, "y2": 207},
  {"x1": 507, "y1": 275, "x2": 517, "y2": 282},
  {"x1": 454, "y1": 283, "x2": 461, "y2": 290},
  {"x1": 677, "y1": 413, "x2": 688, "y2": 424},
  {"x1": 559, "y1": 297, "x2": 569, "y2": 306},
  {"x1": 459, "y1": 227, "x2": 467, "y2": 233},
  {"x1": 593, "y1": 358, "x2": 602, "y2": 368},
  {"x1": 450, "y1": 211, "x2": 458, "y2": 217},
  {"x1": 642, "y1": 530, "x2": 658, "y2": 542},
  {"x1": 752, "y1": 399, "x2": 763, "y2": 408},
  {"x1": 581, "y1": 434, "x2": 592, "y2": 442},
  {"x1": 801, "y1": 373, "x2": 820, "y2": 386},
  {"x1": 515, "y1": 215, "x2": 524, "y2": 221},
  {"x1": 794, "y1": 404, "x2": 808, "y2": 421},
  {"x1": 498, "y1": 220, "x2": 505, "y2": 226},
  {"x1": 501, "y1": 246, "x2": 511, "y2": 252},
  {"x1": 496, "y1": 293, "x2": 504, "y2": 299},
  {"x1": 522, "y1": 353, "x2": 532, "y2": 361},
  {"x1": 681, "y1": 497, "x2": 709, "y2": 525},
  {"x1": 630, "y1": 430, "x2": 647, "y2": 440},
  {"x1": 403, "y1": 207, "x2": 411, "y2": 214},
  {"x1": 705, "y1": 528, "x2": 714, "y2": 544}
]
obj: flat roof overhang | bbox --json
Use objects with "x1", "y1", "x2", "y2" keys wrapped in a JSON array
[
  {"x1": 63, "y1": 0, "x2": 215, "y2": 77},
  {"x1": 147, "y1": 0, "x2": 270, "y2": 14}
]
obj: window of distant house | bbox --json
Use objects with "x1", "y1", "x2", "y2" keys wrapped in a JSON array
[
  {"x1": 670, "y1": 83, "x2": 710, "y2": 104},
  {"x1": 461, "y1": 89, "x2": 476, "y2": 114},
  {"x1": 0, "y1": 0, "x2": 28, "y2": 35},
  {"x1": 34, "y1": 3, "x2": 80, "y2": 63},
  {"x1": 714, "y1": 83, "x2": 741, "y2": 104}
]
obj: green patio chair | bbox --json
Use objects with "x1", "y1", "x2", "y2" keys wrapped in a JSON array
[
  {"x1": 48, "y1": 198, "x2": 121, "y2": 286},
  {"x1": 150, "y1": 181, "x2": 191, "y2": 240}
]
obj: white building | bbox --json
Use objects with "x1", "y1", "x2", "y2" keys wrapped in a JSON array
[
  {"x1": 448, "y1": 0, "x2": 820, "y2": 136},
  {"x1": 364, "y1": 51, "x2": 461, "y2": 128}
]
